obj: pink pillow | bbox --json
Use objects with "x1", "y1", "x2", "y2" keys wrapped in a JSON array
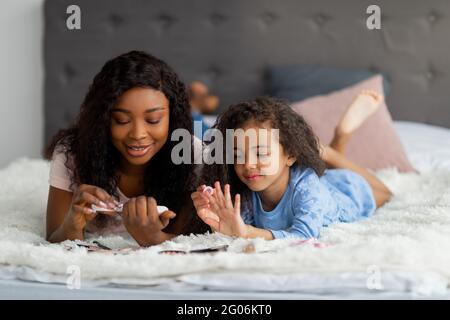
[{"x1": 291, "y1": 75, "x2": 416, "y2": 172}]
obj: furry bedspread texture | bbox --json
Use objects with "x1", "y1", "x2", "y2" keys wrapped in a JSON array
[{"x1": 0, "y1": 159, "x2": 449, "y2": 289}]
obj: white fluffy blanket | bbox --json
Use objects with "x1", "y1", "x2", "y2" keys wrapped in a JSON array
[{"x1": 0, "y1": 158, "x2": 449, "y2": 292}]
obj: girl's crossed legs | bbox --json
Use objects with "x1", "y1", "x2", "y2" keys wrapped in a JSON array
[{"x1": 320, "y1": 90, "x2": 392, "y2": 208}]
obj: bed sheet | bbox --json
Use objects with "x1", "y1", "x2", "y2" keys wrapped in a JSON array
[{"x1": 394, "y1": 121, "x2": 450, "y2": 171}]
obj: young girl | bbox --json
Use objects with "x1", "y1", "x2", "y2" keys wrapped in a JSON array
[
  {"x1": 45, "y1": 51, "x2": 208, "y2": 246},
  {"x1": 191, "y1": 93, "x2": 392, "y2": 240}
]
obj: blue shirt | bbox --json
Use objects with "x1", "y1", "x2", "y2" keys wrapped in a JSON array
[{"x1": 241, "y1": 166, "x2": 376, "y2": 239}]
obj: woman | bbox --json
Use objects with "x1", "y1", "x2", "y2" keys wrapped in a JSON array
[{"x1": 45, "y1": 51, "x2": 208, "y2": 246}]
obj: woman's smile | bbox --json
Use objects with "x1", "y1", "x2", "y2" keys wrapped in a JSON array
[{"x1": 125, "y1": 143, "x2": 155, "y2": 158}]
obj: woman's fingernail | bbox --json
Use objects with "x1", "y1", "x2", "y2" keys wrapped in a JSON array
[{"x1": 98, "y1": 201, "x2": 107, "y2": 208}]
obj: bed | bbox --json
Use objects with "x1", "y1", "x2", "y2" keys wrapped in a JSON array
[
  {"x1": 1, "y1": 0, "x2": 450, "y2": 299},
  {"x1": 0, "y1": 121, "x2": 449, "y2": 299}
]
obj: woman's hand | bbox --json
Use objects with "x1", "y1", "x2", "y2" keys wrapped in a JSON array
[
  {"x1": 121, "y1": 196, "x2": 176, "y2": 246},
  {"x1": 191, "y1": 182, "x2": 248, "y2": 238},
  {"x1": 63, "y1": 184, "x2": 117, "y2": 235}
]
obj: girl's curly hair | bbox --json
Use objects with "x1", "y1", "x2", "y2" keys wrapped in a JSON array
[
  {"x1": 45, "y1": 50, "x2": 208, "y2": 234},
  {"x1": 200, "y1": 96, "x2": 326, "y2": 203}
]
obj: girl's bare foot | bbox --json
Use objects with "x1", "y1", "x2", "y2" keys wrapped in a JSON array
[
  {"x1": 338, "y1": 90, "x2": 383, "y2": 135},
  {"x1": 330, "y1": 90, "x2": 383, "y2": 154}
]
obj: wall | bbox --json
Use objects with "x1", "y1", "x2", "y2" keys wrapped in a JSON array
[{"x1": 0, "y1": 0, "x2": 44, "y2": 168}]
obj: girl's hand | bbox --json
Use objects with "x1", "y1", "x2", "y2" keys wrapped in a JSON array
[
  {"x1": 63, "y1": 184, "x2": 117, "y2": 234},
  {"x1": 121, "y1": 196, "x2": 176, "y2": 246},
  {"x1": 192, "y1": 182, "x2": 248, "y2": 238},
  {"x1": 191, "y1": 185, "x2": 220, "y2": 232}
]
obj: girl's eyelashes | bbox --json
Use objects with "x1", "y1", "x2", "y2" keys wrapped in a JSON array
[
  {"x1": 234, "y1": 151, "x2": 245, "y2": 162},
  {"x1": 233, "y1": 151, "x2": 270, "y2": 162}
]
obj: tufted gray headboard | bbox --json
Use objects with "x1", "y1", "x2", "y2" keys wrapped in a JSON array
[{"x1": 44, "y1": 0, "x2": 450, "y2": 144}]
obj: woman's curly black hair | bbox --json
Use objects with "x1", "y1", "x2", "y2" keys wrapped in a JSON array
[
  {"x1": 200, "y1": 96, "x2": 326, "y2": 203},
  {"x1": 45, "y1": 50, "x2": 208, "y2": 234}
]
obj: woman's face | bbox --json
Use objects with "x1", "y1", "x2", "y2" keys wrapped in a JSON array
[{"x1": 110, "y1": 87, "x2": 170, "y2": 170}]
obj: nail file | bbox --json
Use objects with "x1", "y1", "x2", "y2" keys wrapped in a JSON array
[
  {"x1": 91, "y1": 203, "x2": 124, "y2": 213},
  {"x1": 91, "y1": 203, "x2": 168, "y2": 214}
]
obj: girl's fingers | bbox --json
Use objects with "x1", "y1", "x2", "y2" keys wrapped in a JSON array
[
  {"x1": 224, "y1": 184, "x2": 233, "y2": 209},
  {"x1": 208, "y1": 196, "x2": 224, "y2": 219},
  {"x1": 198, "y1": 208, "x2": 220, "y2": 223},
  {"x1": 202, "y1": 185, "x2": 215, "y2": 196},
  {"x1": 192, "y1": 193, "x2": 211, "y2": 212},
  {"x1": 192, "y1": 196, "x2": 210, "y2": 210},
  {"x1": 191, "y1": 191, "x2": 201, "y2": 200},
  {"x1": 207, "y1": 214, "x2": 220, "y2": 225},
  {"x1": 234, "y1": 194, "x2": 241, "y2": 215},
  {"x1": 191, "y1": 192, "x2": 210, "y2": 203},
  {"x1": 195, "y1": 202, "x2": 210, "y2": 211},
  {"x1": 196, "y1": 207, "x2": 207, "y2": 219},
  {"x1": 214, "y1": 181, "x2": 226, "y2": 207},
  {"x1": 204, "y1": 217, "x2": 220, "y2": 231},
  {"x1": 195, "y1": 197, "x2": 210, "y2": 207},
  {"x1": 196, "y1": 209, "x2": 220, "y2": 231},
  {"x1": 195, "y1": 208, "x2": 211, "y2": 225}
]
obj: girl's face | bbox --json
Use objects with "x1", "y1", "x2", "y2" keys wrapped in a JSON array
[
  {"x1": 233, "y1": 120, "x2": 295, "y2": 193},
  {"x1": 110, "y1": 87, "x2": 170, "y2": 170}
]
